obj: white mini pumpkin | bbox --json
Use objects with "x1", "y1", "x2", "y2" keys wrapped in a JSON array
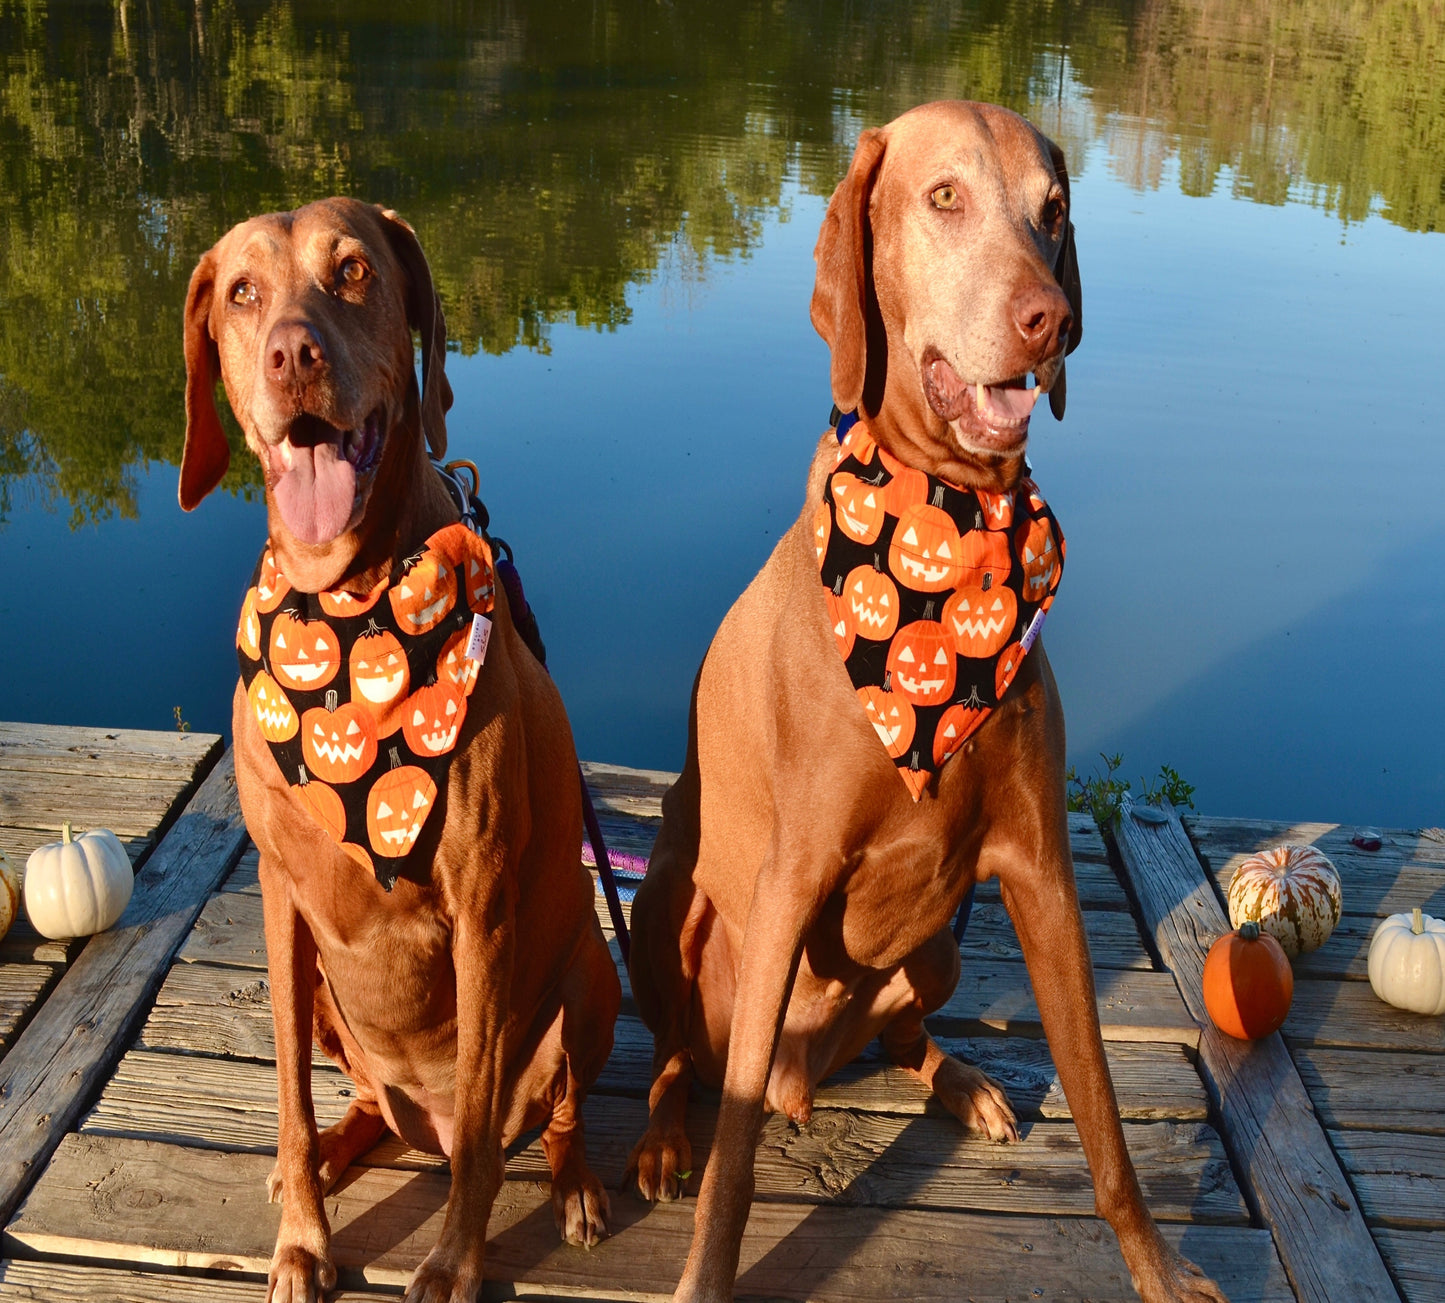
[
  {"x1": 1368, "y1": 909, "x2": 1445, "y2": 1016},
  {"x1": 24, "y1": 823, "x2": 134, "y2": 940},
  {"x1": 1227, "y1": 843, "x2": 1341, "y2": 958},
  {"x1": 0, "y1": 850, "x2": 19, "y2": 941}
]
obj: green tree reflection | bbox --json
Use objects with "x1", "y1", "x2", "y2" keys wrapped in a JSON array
[{"x1": 0, "y1": 0, "x2": 1439, "y2": 522}]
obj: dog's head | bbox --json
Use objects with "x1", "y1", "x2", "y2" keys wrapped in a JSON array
[
  {"x1": 179, "y1": 198, "x2": 451, "y2": 553},
  {"x1": 811, "y1": 102, "x2": 1082, "y2": 482}
]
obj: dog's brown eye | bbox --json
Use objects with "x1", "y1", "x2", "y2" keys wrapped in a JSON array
[
  {"x1": 931, "y1": 184, "x2": 959, "y2": 210},
  {"x1": 1042, "y1": 197, "x2": 1066, "y2": 230},
  {"x1": 339, "y1": 258, "x2": 368, "y2": 285},
  {"x1": 230, "y1": 280, "x2": 258, "y2": 307}
]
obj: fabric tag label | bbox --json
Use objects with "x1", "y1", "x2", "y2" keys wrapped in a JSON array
[
  {"x1": 1020, "y1": 606, "x2": 1048, "y2": 655},
  {"x1": 466, "y1": 613, "x2": 493, "y2": 663}
]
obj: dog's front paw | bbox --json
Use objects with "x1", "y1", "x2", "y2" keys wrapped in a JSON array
[
  {"x1": 553, "y1": 1163, "x2": 610, "y2": 1246},
  {"x1": 267, "y1": 1242, "x2": 336, "y2": 1303},
  {"x1": 626, "y1": 1123, "x2": 693, "y2": 1203},
  {"x1": 933, "y1": 1055, "x2": 1019, "y2": 1143},
  {"x1": 404, "y1": 1250, "x2": 482, "y2": 1303},
  {"x1": 1128, "y1": 1247, "x2": 1230, "y2": 1303}
]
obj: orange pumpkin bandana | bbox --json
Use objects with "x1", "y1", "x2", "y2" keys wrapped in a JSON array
[
  {"x1": 237, "y1": 522, "x2": 496, "y2": 888},
  {"x1": 817, "y1": 420, "x2": 1064, "y2": 800}
]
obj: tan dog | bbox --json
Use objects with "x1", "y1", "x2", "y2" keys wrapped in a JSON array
[
  {"x1": 627, "y1": 103, "x2": 1228, "y2": 1303},
  {"x1": 179, "y1": 197, "x2": 620, "y2": 1303}
]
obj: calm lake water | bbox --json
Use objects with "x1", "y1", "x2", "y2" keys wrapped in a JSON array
[{"x1": 2, "y1": 0, "x2": 1443, "y2": 826}]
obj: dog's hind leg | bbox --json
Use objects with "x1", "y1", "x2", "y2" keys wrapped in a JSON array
[
  {"x1": 879, "y1": 928, "x2": 1019, "y2": 1143},
  {"x1": 627, "y1": 709, "x2": 710, "y2": 1203}
]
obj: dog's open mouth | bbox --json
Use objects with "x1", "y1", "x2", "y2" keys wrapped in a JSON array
[
  {"x1": 921, "y1": 349, "x2": 1042, "y2": 452},
  {"x1": 268, "y1": 409, "x2": 384, "y2": 546}
]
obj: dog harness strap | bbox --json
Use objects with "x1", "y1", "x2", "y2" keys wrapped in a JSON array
[
  {"x1": 817, "y1": 419, "x2": 1065, "y2": 801},
  {"x1": 236, "y1": 522, "x2": 497, "y2": 889}
]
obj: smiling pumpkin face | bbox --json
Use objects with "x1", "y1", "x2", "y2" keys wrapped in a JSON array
[
  {"x1": 301, "y1": 696, "x2": 379, "y2": 784},
  {"x1": 886, "y1": 620, "x2": 956, "y2": 705},
  {"x1": 270, "y1": 611, "x2": 342, "y2": 692},
  {"x1": 888, "y1": 504, "x2": 963, "y2": 593},
  {"x1": 401, "y1": 681, "x2": 467, "y2": 757},
  {"x1": 830, "y1": 473, "x2": 886, "y2": 545},
  {"x1": 389, "y1": 546, "x2": 457, "y2": 635}
]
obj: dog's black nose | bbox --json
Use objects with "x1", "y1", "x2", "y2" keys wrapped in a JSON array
[{"x1": 266, "y1": 319, "x2": 327, "y2": 389}]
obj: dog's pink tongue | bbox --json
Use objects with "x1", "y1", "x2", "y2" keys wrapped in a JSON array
[
  {"x1": 273, "y1": 440, "x2": 356, "y2": 545},
  {"x1": 979, "y1": 384, "x2": 1039, "y2": 422}
]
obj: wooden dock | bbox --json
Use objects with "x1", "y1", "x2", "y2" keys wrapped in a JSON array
[{"x1": 0, "y1": 723, "x2": 1437, "y2": 1300}]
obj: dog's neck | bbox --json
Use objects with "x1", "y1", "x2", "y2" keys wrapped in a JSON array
[{"x1": 265, "y1": 393, "x2": 457, "y2": 595}]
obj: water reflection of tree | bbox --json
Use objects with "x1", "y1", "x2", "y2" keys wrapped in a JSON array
[{"x1": 0, "y1": 0, "x2": 1440, "y2": 522}]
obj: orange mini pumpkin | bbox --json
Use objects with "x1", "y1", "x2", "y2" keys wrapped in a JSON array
[
  {"x1": 889, "y1": 504, "x2": 963, "y2": 593},
  {"x1": 390, "y1": 546, "x2": 458, "y2": 635},
  {"x1": 933, "y1": 701, "x2": 987, "y2": 767},
  {"x1": 857, "y1": 685, "x2": 915, "y2": 758},
  {"x1": 349, "y1": 622, "x2": 410, "y2": 729},
  {"x1": 1017, "y1": 517, "x2": 1060, "y2": 602},
  {"x1": 292, "y1": 778, "x2": 346, "y2": 843},
  {"x1": 237, "y1": 588, "x2": 262, "y2": 661},
  {"x1": 886, "y1": 620, "x2": 956, "y2": 705},
  {"x1": 367, "y1": 763, "x2": 438, "y2": 857},
  {"x1": 301, "y1": 696, "x2": 379, "y2": 784},
  {"x1": 845, "y1": 565, "x2": 900, "y2": 641},
  {"x1": 318, "y1": 578, "x2": 384, "y2": 619},
  {"x1": 1203, "y1": 921, "x2": 1294, "y2": 1039},
  {"x1": 270, "y1": 611, "x2": 342, "y2": 692},
  {"x1": 943, "y1": 584, "x2": 1017, "y2": 658},
  {"x1": 824, "y1": 588, "x2": 855, "y2": 659},
  {"x1": 437, "y1": 628, "x2": 480, "y2": 694},
  {"x1": 401, "y1": 680, "x2": 467, "y2": 757},
  {"x1": 248, "y1": 671, "x2": 298, "y2": 743},
  {"x1": 830, "y1": 473, "x2": 886, "y2": 545},
  {"x1": 254, "y1": 549, "x2": 291, "y2": 613}
]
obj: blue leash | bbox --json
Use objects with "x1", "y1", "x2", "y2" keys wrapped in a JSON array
[{"x1": 829, "y1": 412, "x2": 977, "y2": 946}]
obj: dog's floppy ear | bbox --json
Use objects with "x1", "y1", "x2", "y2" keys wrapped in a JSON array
[
  {"x1": 378, "y1": 207, "x2": 452, "y2": 459},
  {"x1": 179, "y1": 248, "x2": 231, "y2": 511},
  {"x1": 1045, "y1": 139, "x2": 1083, "y2": 421},
  {"x1": 811, "y1": 127, "x2": 887, "y2": 415}
]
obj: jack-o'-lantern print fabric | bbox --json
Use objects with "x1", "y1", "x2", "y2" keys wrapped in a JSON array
[
  {"x1": 819, "y1": 419, "x2": 1064, "y2": 800},
  {"x1": 237, "y1": 522, "x2": 496, "y2": 888}
]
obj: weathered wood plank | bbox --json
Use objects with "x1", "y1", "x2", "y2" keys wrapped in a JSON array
[
  {"x1": 1284, "y1": 978, "x2": 1445, "y2": 1052},
  {"x1": 178, "y1": 890, "x2": 269, "y2": 967},
  {"x1": 1112, "y1": 799, "x2": 1398, "y2": 1303},
  {"x1": 5, "y1": 1134, "x2": 1295, "y2": 1301},
  {"x1": 1292, "y1": 1047, "x2": 1445, "y2": 1133},
  {"x1": 1186, "y1": 814, "x2": 1445, "y2": 872},
  {"x1": 0, "y1": 915, "x2": 84, "y2": 967},
  {"x1": 85, "y1": 1051, "x2": 1229, "y2": 1221},
  {"x1": 0, "y1": 722, "x2": 221, "y2": 779},
  {"x1": 0, "y1": 1259, "x2": 398, "y2": 1301},
  {"x1": 90, "y1": 1033, "x2": 1206, "y2": 1164},
  {"x1": 1328, "y1": 1129, "x2": 1445, "y2": 1229},
  {"x1": 1373, "y1": 1228, "x2": 1445, "y2": 1303},
  {"x1": 0, "y1": 770, "x2": 211, "y2": 839},
  {"x1": 0, "y1": 826, "x2": 150, "y2": 868},
  {"x1": 930, "y1": 960, "x2": 1197, "y2": 1045},
  {"x1": 145, "y1": 953, "x2": 1196, "y2": 1066},
  {"x1": 0, "y1": 964, "x2": 61, "y2": 1056},
  {"x1": 0, "y1": 750, "x2": 249, "y2": 1226}
]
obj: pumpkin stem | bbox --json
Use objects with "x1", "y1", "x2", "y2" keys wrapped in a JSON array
[
  {"x1": 1238, "y1": 919, "x2": 1260, "y2": 941},
  {"x1": 62, "y1": 821, "x2": 73, "y2": 845},
  {"x1": 1413, "y1": 907, "x2": 1424, "y2": 935}
]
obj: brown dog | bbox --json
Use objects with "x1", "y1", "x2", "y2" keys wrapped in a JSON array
[
  {"x1": 179, "y1": 197, "x2": 620, "y2": 1303},
  {"x1": 627, "y1": 103, "x2": 1228, "y2": 1303}
]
